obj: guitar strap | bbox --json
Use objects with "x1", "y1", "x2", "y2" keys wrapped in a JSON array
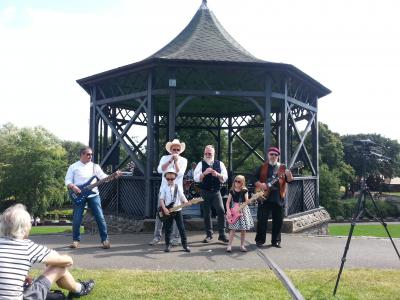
[
  {"x1": 168, "y1": 184, "x2": 178, "y2": 207},
  {"x1": 173, "y1": 184, "x2": 178, "y2": 203}
]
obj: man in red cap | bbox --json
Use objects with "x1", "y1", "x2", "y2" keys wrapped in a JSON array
[{"x1": 254, "y1": 147, "x2": 293, "y2": 248}]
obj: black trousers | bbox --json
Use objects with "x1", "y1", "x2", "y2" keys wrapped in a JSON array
[
  {"x1": 164, "y1": 211, "x2": 187, "y2": 247},
  {"x1": 255, "y1": 201, "x2": 284, "y2": 245},
  {"x1": 201, "y1": 190, "x2": 226, "y2": 237}
]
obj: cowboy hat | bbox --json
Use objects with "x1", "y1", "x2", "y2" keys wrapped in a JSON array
[
  {"x1": 164, "y1": 167, "x2": 178, "y2": 177},
  {"x1": 165, "y1": 139, "x2": 186, "y2": 154}
]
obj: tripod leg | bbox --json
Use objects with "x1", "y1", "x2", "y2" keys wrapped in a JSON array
[
  {"x1": 365, "y1": 191, "x2": 400, "y2": 260},
  {"x1": 333, "y1": 192, "x2": 365, "y2": 296}
]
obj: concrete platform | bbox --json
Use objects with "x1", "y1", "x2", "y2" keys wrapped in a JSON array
[{"x1": 30, "y1": 231, "x2": 400, "y2": 271}]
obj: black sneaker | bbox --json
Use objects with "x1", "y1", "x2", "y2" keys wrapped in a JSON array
[
  {"x1": 68, "y1": 279, "x2": 95, "y2": 298},
  {"x1": 164, "y1": 245, "x2": 171, "y2": 252},
  {"x1": 183, "y1": 246, "x2": 191, "y2": 253},
  {"x1": 218, "y1": 235, "x2": 229, "y2": 243},
  {"x1": 271, "y1": 242, "x2": 281, "y2": 248},
  {"x1": 202, "y1": 236, "x2": 213, "y2": 243}
]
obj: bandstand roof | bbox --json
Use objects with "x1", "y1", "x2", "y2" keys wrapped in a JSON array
[
  {"x1": 145, "y1": 1, "x2": 264, "y2": 63},
  {"x1": 77, "y1": 0, "x2": 330, "y2": 112}
]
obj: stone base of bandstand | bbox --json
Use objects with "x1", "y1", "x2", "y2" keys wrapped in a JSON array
[
  {"x1": 82, "y1": 207, "x2": 331, "y2": 235},
  {"x1": 282, "y1": 207, "x2": 331, "y2": 234}
]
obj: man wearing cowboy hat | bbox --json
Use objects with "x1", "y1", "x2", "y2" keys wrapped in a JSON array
[
  {"x1": 149, "y1": 139, "x2": 188, "y2": 246},
  {"x1": 254, "y1": 147, "x2": 293, "y2": 248},
  {"x1": 193, "y1": 145, "x2": 229, "y2": 243}
]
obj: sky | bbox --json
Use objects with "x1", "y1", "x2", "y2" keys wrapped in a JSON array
[{"x1": 1, "y1": 0, "x2": 399, "y2": 144}]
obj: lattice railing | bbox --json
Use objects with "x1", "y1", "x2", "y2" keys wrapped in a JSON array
[{"x1": 99, "y1": 176, "x2": 318, "y2": 218}]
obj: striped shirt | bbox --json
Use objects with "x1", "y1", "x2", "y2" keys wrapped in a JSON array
[{"x1": 0, "y1": 238, "x2": 52, "y2": 300}]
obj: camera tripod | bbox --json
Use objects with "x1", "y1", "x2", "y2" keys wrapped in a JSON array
[{"x1": 333, "y1": 178, "x2": 400, "y2": 295}]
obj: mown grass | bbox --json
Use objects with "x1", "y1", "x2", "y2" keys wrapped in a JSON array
[
  {"x1": 29, "y1": 269, "x2": 400, "y2": 299},
  {"x1": 30, "y1": 226, "x2": 83, "y2": 235},
  {"x1": 329, "y1": 223, "x2": 400, "y2": 238}
]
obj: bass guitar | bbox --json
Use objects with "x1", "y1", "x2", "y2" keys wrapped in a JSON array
[
  {"x1": 158, "y1": 197, "x2": 203, "y2": 222},
  {"x1": 255, "y1": 161, "x2": 304, "y2": 200},
  {"x1": 69, "y1": 162, "x2": 135, "y2": 205},
  {"x1": 227, "y1": 191, "x2": 264, "y2": 224}
]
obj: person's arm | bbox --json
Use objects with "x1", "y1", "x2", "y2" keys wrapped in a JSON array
[
  {"x1": 159, "y1": 155, "x2": 174, "y2": 173},
  {"x1": 193, "y1": 162, "x2": 203, "y2": 182},
  {"x1": 94, "y1": 163, "x2": 108, "y2": 180},
  {"x1": 179, "y1": 189, "x2": 189, "y2": 205},
  {"x1": 225, "y1": 193, "x2": 232, "y2": 215},
  {"x1": 244, "y1": 191, "x2": 250, "y2": 204},
  {"x1": 216, "y1": 161, "x2": 228, "y2": 183},
  {"x1": 42, "y1": 251, "x2": 73, "y2": 267},
  {"x1": 65, "y1": 165, "x2": 74, "y2": 189},
  {"x1": 253, "y1": 166, "x2": 267, "y2": 190},
  {"x1": 211, "y1": 161, "x2": 227, "y2": 182},
  {"x1": 285, "y1": 169, "x2": 294, "y2": 182},
  {"x1": 176, "y1": 157, "x2": 187, "y2": 177},
  {"x1": 159, "y1": 189, "x2": 169, "y2": 215},
  {"x1": 65, "y1": 164, "x2": 81, "y2": 194}
]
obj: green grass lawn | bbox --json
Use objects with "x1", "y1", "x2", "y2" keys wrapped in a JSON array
[
  {"x1": 29, "y1": 269, "x2": 400, "y2": 300},
  {"x1": 329, "y1": 223, "x2": 400, "y2": 238},
  {"x1": 30, "y1": 226, "x2": 83, "y2": 235}
]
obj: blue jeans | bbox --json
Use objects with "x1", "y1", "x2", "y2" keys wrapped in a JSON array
[{"x1": 72, "y1": 194, "x2": 108, "y2": 242}]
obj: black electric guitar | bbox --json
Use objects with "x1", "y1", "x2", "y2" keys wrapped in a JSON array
[
  {"x1": 69, "y1": 162, "x2": 135, "y2": 205},
  {"x1": 158, "y1": 197, "x2": 203, "y2": 222}
]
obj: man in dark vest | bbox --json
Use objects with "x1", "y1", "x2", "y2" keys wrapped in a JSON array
[
  {"x1": 254, "y1": 147, "x2": 293, "y2": 248},
  {"x1": 194, "y1": 145, "x2": 229, "y2": 243}
]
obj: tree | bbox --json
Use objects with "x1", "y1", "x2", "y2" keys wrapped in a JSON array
[
  {"x1": 0, "y1": 124, "x2": 67, "y2": 215},
  {"x1": 341, "y1": 133, "x2": 400, "y2": 184},
  {"x1": 319, "y1": 163, "x2": 341, "y2": 206},
  {"x1": 62, "y1": 140, "x2": 85, "y2": 165}
]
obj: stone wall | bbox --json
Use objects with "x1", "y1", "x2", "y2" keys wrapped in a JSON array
[
  {"x1": 83, "y1": 207, "x2": 331, "y2": 235},
  {"x1": 282, "y1": 207, "x2": 331, "y2": 234}
]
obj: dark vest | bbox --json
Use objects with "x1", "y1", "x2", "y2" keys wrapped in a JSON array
[{"x1": 200, "y1": 160, "x2": 221, "y2": 192}]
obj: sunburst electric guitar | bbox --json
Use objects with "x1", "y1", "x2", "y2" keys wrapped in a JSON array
[
  {"x1": 255, "y1": 161, "x2": 304, "y2": 201},
  {"x1": 158, "y1": 197, "x2": 204, "y2": 222}
]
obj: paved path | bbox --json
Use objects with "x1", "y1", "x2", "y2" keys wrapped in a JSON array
[{"x1": 30, "y1": 232, "x2": 400, "y2": 270}]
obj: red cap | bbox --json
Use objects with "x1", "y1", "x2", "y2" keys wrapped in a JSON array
[{"x1": 268, "y1": 147, "x2": 280, "y2": 155}]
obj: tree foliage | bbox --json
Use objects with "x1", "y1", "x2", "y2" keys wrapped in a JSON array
[
  {"x1": 0, "y1": 123, "x2": 68, "y2": 215},
  {"x1": 341, "y1": 133, "x2": 400, "y2": 179}
]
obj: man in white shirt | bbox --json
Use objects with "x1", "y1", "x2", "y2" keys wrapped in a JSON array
[
  {"x1": 0, "y1": 204, "x2": 94, "y2": 299},
  {"x1": 65, "y1": 146, "x2": 121, "y2": 249},
  {"x1": 149, "y1": 139, "x2": 188, "y2": 246},
  {"x1": 194, "y1": 145, "x2": 229, "y2": 243}
]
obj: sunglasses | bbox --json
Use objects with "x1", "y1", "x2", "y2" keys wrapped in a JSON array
[
  {"x1": 171, "y1": 148, "x2": 180, "y2": 152},
  {"x1": 85, "y1": 153, "x2": 93, "y2": 157},
  {"x1": 269, "y1": 153, "x2": 278, "y2": 157},
  {"x1": 166, "y1": 177, "x2": 175, "y2": 181},
  {"x1": 234, "y1": 180, "x2": 242, "y2": 183},
  {"x1": 204, "y1": 152, "x2": 213, "y2": 155}
]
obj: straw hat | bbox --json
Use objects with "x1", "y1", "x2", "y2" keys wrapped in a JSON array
[{"x1": 165, "y1": 139, "x2": 186, "y2": 154}]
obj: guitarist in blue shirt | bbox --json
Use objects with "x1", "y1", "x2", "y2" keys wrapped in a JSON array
[
  {"x1": 65, "y1": 146, "x2": 121, "y2": 250},
  {"x1": 254, "y1": 147, "x2": 293, "y2": 248}
]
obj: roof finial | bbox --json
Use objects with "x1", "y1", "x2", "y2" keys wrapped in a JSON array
[{"x1": 201, "y1": 0, "x2": 208, "y2": 9}]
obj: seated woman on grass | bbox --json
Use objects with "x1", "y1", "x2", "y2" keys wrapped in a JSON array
[{"x1": 0, "y1": 204, "x2": 94, "y2": 299}]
